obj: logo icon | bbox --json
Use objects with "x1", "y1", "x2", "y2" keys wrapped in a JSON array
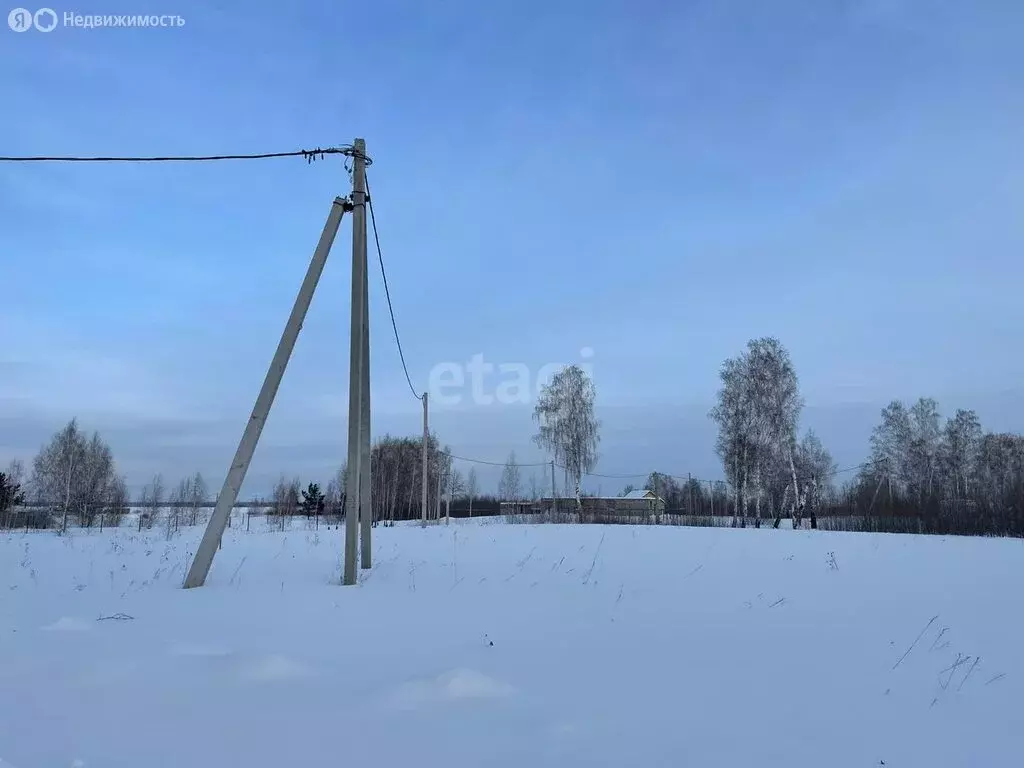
[
  {"x1": 8, "y1": 7, "x2": 32, "y2": 30},
  {"x1": 8, "y1": 7, "x2": 57, "y2": 31},
  {"x1": 33, "y1": 7, "x2": 56, "y2": 30}
]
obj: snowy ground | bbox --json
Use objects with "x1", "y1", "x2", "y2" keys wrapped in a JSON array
[{"x1": 1, "y1": 520, "x2": 1020, "y2": 768}]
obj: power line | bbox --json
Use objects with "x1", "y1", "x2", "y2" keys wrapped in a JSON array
[
  {"x1": 441, "y1": 451, "x2": 550, "y2": 468},
  {"x1": 0, "y1": 146, "x2": 366, "y2": 164},
  {"x1": 365, "y1": 172, "x2": 422, "y2": 401},
  {"x1": 11, "y1": 141, "x2": 876, "y2": 489},
  {"x1": 582, "y1": 470, "x2": 650, "y2": 480}
]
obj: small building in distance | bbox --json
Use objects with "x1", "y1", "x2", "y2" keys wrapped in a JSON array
[{"x1": 619, "y1": 488, "x2": 666, "y2": 511}]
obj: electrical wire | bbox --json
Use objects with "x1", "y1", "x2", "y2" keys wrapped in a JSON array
[
  {"x1": 4, "y1": 143, "x2": 883, "y2": 490},
  {"x1": 582, "y1": 470, "x2": 651, "y2": 480},
  {"x1": 365, "y1": 172, "x2": 422, "y2": 401},
  {"x1": 441, "y1": 451, "x2": 550, "y2": 468},
  {"x1": 0, "y1": 146, "x2": 366, "y2": 163}
]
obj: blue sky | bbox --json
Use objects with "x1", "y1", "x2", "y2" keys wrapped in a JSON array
[{"x1": 2, "y1": 0, "x2": 1023, "y2": 495}]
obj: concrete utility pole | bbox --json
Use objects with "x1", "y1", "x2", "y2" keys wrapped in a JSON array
[
  {"x1": 343, "y1": 138, "x2": 368, "y2": 586},
  {"x1": 421, "y1": 392, "x2": 428, "y2": 527},
  {"x1": 183, "y1": 196, "x2": 349, "y2": 589},
  {"x1": 359, "y1": 192, "x2": 372, "y2": 569}
]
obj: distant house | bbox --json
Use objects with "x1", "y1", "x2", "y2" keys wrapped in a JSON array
[{"x1": 606, "y1": 489, "x2": 666, "y2": 514}]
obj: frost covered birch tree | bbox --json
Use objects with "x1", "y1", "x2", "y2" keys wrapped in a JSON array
[
  {"x1": 907, "y1": 397, "x2": 942, "y2": 502},
  {"x1": 746, "y1": 338, "x2": 803, "y2": 526},
  {"x1": 466, "y1": 467, "x2": 478, "y2": 517},
  {"x1": 939, "y1": 409, "x2": 982, "y2": 500},
  {"x1": 793, "y1": 430, "x2": 836, "y2": 527},
  {"x1": 445, "y1": 467, "x2": 464, "y2": 521},
  {"x1": 30, "y1": 419, "x2": 118, "y2": 529},
  {"x1": 532, "y1": 364, "x2": 600, "y2": 515},
  {"x1": 868, "y1": 397, "x2": 942, "y2": 507},
  {"x1": 498, "y1": 451, "x2": 522, "y2": 502},
  {"x1": 138, "y1": 473, "x2": 165, "y2": 530},
  {"x1": 710, "y1": 338, "x2": 803, "y2": 527},
  {"x1": 709, "y1": 354, "x2": 752, "y2": 524}
]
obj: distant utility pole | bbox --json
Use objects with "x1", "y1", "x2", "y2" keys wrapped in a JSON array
[
  {"x1": 435, "y1": 457, "x2": 442, "y2": 521},
  {"x1": 182, "y1": 195, "x2": 350, "y2": 589},
  {"x1": 550, "y1": 460, "x2": 556, "y2": 514},
  {"x1": 344, "y1": 138, "x2": 368, "y2": 586},
  {"x1": 421, "y1": 392, "x2": 428, "y2": 527}
]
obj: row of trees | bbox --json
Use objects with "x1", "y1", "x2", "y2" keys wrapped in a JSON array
[
  {"x1": 708, "y1": 337, "x2": 1024, "y2": 534},
  {"x1": 1, "y1": 420, "x2": 132, "y2": 530},
  {"x1": 5, "y1": 346, "x2": 1020, "y2": 537},
  {"x1": 845, "y1": 398, "x2": 1024, "y2": 533},
  {"x1": 246, "y1": 435, "x2": 482, "y2": 525},
  {"x1": 0, "y1": 420, "x2": 211, "y2": 532},
  {"x1": 0, "y1": 418, "x2": 496, "y2": 531},
  {"x1": 1, "y1": 362, "x2": 604, "y2": 531}
]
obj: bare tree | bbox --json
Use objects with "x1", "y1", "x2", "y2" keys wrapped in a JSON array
[
  {"x1": 793, "y1": 430, "x2": 835, "y2": 528},
  {"x1": 847, "y1": 397, "x2": 1021, "y2": 534},
  {"x1": 869, "y1": 400, "x2": 913, "y2": 504},
  {"x1": 533, "y1": 364, "x2": 600, "y2": 515},
  {"x1": 866, "y1": 396, "x2": 942, "y2": 514},
  {"x1": 5, "y1": 458, "x2": 25, "y2": 489},
  {"x1": 76, "y1": 432, "x2": 114, "y2": 527},
  {"x1": 938, "y1": 409, "x2": 982, "y2": 501},
  {"x1": 745, "y1": 338, "x2": 802, "y2": 527},
  {"x1": 498, "y1": 451, "x2": 522, "y2": 502},
  {"x1": 324, "y1": 462, "x2": 346, "y2": 523},
  {"x1": 166, "y1": 471, "x2": 206, "y2": 533},
  {"x1": 977, "y1": 432, "x2": 1024, "y2": 510},
  {"x1": 710, "y1": 338, "x2": 802, "y2": 527},
  {"x1": 106, "y1": 474, "x2": 129, "y2": 527},
  {"x1": 270, "y1": 475, "x2": 301, "y2": 530},
  {"x1": 30, "y1": 419, "x2": 118, "y2": 531},
  {"x1": 907, "y1": 397, "x2": 942, "y2": 502},
  {"x1": 445, "y1": 468, "x2": 464, "y2": 522},
  {"x1": 169, "y1": 476, "x2": 191, "y2": 535},
  {"x1": 433, "y1": 444, "x2": 452, "y2": 521},
  {"x1": 466, "y1": 467, "x2": 478, "y2": 517},
  {"x1": 138, "y1": 473, "x2": 165, "y2": 530},
  {"x1": 188, "y1": 472, "x2": 208, "y2": 525},
  {"x1": 31, "y1": 420, "x2": 82, "y2": 531},
  {"x1": 709, "y1": 354, "x2": 753, "y2": 525},
  {"x1": 528, "y1": 474, "x2": 540, "y2": 501}
]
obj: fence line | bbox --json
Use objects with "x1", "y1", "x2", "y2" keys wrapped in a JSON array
[{"x1": 5, "y1": 496, "x2": 1021, "y2": 538}]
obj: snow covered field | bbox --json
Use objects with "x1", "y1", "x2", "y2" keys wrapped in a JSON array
[{"x1": 1, "y1": 521, "x2": 1020, "y2": 768}]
